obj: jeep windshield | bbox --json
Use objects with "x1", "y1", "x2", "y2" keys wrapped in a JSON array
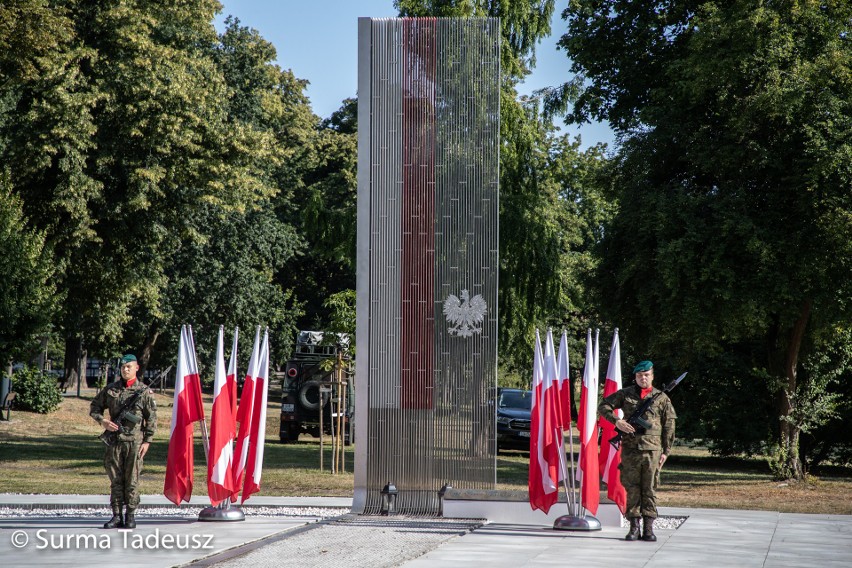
[{"x1": 498, "y1": 390, "x2": 532, "y2": 410}]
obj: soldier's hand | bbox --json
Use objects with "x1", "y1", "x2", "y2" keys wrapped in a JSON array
[
  {"x1": 615, "y1": 419, "x2": 635, "y2": 434},
  {"x1": 659, "y1": 454, "x2": 668, "y2": 468},
  {"x1": 139, "y1": 442, "x2": 150, "y2": 459},
  {"x1": 102, "y1": 420, "x2": 119, "y2": 432}
]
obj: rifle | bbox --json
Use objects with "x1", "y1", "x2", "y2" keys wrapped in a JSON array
[
  {"x1": 609, "y1": 372, "x2": 687, "y2": 450},
  {"x1": 98, "y1": 388, "x2": 147, "y2": 447}
]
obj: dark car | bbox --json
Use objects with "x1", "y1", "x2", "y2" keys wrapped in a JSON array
[{"x1": 495, "y1": 388, "x2": 533, "y2": 452}]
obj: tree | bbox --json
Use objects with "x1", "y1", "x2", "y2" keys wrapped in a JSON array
[
  {"x1": 125, "y1": 205, "x2": 302, "y2": 376},
  {"x1": 562, "y1": 1, "x2": 852, "y2": 478},
  {"x1": 277, "y1": 99, "x2": 359, "y2": 329},
  {"x1": 1, "y1": 2, "x2": 285, "y2": 383},
  {"x1": 0, "y1": 0, "x2": 100, "y2": 386},
  {"x1": 215, "y1": 17, "x2": 351, "y2": 335},
  {"x1": 0, "y1": 182, "x2": 57, "y2": 366}
]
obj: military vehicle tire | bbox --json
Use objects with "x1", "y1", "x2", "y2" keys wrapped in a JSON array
[{"x1": 298, "y1": 380, "x2": 329, "y2": 410}]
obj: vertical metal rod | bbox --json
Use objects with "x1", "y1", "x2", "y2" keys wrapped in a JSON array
[{"x1": 319, "y1": 394, "x2": 324, "y2": 472}]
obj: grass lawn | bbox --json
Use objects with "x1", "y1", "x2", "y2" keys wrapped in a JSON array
[{"x1": 1, "y1": 390, "x2": 850, "y2": 514}]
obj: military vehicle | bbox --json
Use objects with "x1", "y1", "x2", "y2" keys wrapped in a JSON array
[{"x1": 279, "y1": 331, "x2": 353, "y2": 444}]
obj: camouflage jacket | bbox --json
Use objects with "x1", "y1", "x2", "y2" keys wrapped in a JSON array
[
  {"x1": 598, "y1": 384, "x2": 676, "y2": 454},
  {"x1": 90, "y1": 380, "x2": 157, "y2": 443}
]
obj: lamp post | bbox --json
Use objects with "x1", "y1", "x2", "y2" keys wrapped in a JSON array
[{"x1": 380, "y1": 482, "x2": 398, "y2": 515}]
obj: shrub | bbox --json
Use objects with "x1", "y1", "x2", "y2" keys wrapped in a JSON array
[{"x1": 12, "y1": 366, "x2": 63, "y2": 414}]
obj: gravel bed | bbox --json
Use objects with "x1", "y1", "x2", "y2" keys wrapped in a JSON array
[
  {"x1": 211, "y1": 515, "x2": 482, "y2": 568},
  {"x1": 0, "y1": 506, "x2": 350, "y2": 519},
  {"x1": 0, "y1": 506, "x2": 687, "y2": 528},
  {"x1": 618, "y1": 515, "x2": 688, "y2": 529}
]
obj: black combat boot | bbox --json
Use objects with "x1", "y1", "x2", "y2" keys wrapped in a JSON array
[
  {"x1": 642, "y1": 516, "x2": 657, "y2": 542},
  {"x1": 103, "y1": 505, "x2": 124, "y2": 529},
  {"x1": 625, "y1": 517, "x2": 641, "y2": 541},
  {"x1": 124, "y1": 508, "x2": 137, "y2": 529}
]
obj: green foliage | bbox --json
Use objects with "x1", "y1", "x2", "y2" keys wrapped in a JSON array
[
  {"x1": 396, "y1": 0, "x2": 555, "y2": 82},
  {"x1": 323, "y1": 290, "x2": 356, "y2": 340},
  {"x1": 278, "y1": 98, "x2": 357, "y2": 329},
  {"x1": 12, "y1": 365, "x2": 62, "y2": 414},
  {"x1": 672, "y1": 348, "x2": 776, "y2": 457},
  {"x1": 563, "y1": 0, "x2": 852, "y2": 476},
  {"x1": 216, "y1": 17, "x2": 350, "y2": 333},
  {"x1": 1, "y1": 4, "x2": 306, "y2": 372},
  {"x1": 800, "y1": 327, "x2": 852, "y2": 469},
  {"x1": 126, "y1": 205, "x2": 303, "y2": 372},
  {"x1": 0, "y1": 181, "x2": 58, "y2": 364}
]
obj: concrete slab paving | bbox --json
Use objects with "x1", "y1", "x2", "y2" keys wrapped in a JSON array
[
  {"x1": 2, "y1": 496, "x2": 852, "y2": 567},
  {"x1": 403, "y1": 507, "x2": 852, "y2": 568},
  {"x1": 0, "y1": 514, "x2": 310, "y2": 567}
]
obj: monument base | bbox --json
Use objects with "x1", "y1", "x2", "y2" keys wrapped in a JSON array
[{"x1": 440, "y1": 489, "x2": 621, "y2": 527}]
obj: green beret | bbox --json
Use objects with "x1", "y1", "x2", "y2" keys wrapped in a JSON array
[
  {"x1": 120, "y1": 354, "x2": 137, "y2": 364},
  {"x1": 633, "y1": 360, "x2": 653, "y2": 373}
]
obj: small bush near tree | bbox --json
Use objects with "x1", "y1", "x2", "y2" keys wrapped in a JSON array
[{"x1": 13, "y1": 366, "x2": 63, "y2": 414}]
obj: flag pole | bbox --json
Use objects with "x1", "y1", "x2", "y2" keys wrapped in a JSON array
[
  {"x1": 188, "y1": 325, "x2": 210, "y2": 461},
  {"x1": 198, "y1": 325, "x2": 245, "y2": 522},
  {"x1": 554, "y1": 328, "x2": 601, "y2": 532},
  {"x1": 567, "y1": 422, "x2": 578, "y2": 516},
  {"x1": 555, "y1": 425, "x2": 573, "y2": 513}
]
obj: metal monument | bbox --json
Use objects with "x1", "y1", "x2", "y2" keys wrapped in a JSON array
[{"x1": 354, "y1": 17, "x2": 501, "y2": 515}]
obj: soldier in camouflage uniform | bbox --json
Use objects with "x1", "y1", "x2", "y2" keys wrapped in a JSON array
[
  {"x1": 599, "y1": 360, "x2": 676, "y2": 542},
  {"x1": 90, "y1": 354, "x2": 157, "y2": 529}
]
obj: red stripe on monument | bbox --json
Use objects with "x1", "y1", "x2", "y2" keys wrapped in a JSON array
[{"x1": 400, "y1": 18, "x2": 436, "y2": 409}]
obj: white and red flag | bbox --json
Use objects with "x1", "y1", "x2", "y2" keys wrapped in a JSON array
[
  {"x1": 207, "y1": 326, "x2": 237, "y2": 506},
  {"x1": 226, "y1": 328, "x2": 239, "y2": 421},
  {"x1": 598, "y1": 329, "x2": 627, "y2": 514},
  {"x1": 556, "y1": 330, "x2": 572, "y2": 431},
  {"x1": 164, "y1": 325, "x2": 206, "y2": 505},
  {"x1": 232, "y1": 326, "x2": 261, "y2": 499},
  {"x1": 543, "y1": 329, "x2": 565, "y2": 483},
  {"x1": 241, "y1": 327, "x2": 270, "y2": 503},
  {"x1": 576, "y1": 328, "x2": 600, "y2": 515},
  {"x1": 529, "y1": 330, "x2": 559, "y2": 513}
]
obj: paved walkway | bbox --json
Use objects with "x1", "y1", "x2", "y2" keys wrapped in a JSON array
[{"x1": 1, "y1": 494, "x2": 850, "y2": 567}]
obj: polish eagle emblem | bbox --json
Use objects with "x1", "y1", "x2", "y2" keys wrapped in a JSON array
[{"x1": 443, "y1": 289, "x2": 487, "y2": 337}]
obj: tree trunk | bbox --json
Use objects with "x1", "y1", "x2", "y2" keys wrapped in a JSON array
[
  {"x1": 770, "y1": 299, "x2": 812, "y2": 481},
  {"x1": 62, "y1": 335, "x2": 82, "y2": 393},
  {"x1": 138, "y1": 324, "x2": 160, "y2": 379},
  {"x1": 36, "y1": 335, "x2": 48, "y2": 371}
]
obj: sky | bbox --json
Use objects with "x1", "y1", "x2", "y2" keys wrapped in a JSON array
[{"x1": 215, "y1": 0, "x2": 614, "y2": 149}]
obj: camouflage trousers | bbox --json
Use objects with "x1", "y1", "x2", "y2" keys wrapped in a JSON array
[
  {"x1": 619, "y1": 448, "x2": 661, "y2": 519},
  {"x1": 105, "y1": 440, "x2": 143, "y2": 510}
]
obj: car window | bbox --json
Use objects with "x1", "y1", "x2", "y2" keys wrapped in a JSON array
[{"x1": 498, "y1": 391, "x2": 532, "y2": 410}]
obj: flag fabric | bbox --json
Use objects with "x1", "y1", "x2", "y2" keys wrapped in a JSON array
[
  {"x1": 576, "y1": 328, "x2": 601, "y2": 515},
  {"x1": 554, "y1": 330, "x2": 572, "y2": 483},
  {"x1": 164, "y1": 325, "x2": 206, "y2": 505},
  {"x1": 556, "y1": 330, "x2": 572, "y2": 430},
  {"x1": 598, "y1": 329, "x2": 627, "y2": 514},
  {"x1": 529, "y1": 330, "x2": 559, "y2": 513},
  {"x1": 543, "y1": 329, "x2": 563, "y2": 484},
  {"x1": 207, "y1": 326, "x2": 237, "y2": 506},
  {"x1": 226, "y1": 328, "x2": 239, "y2": 421},
  {"x1": 241, "y1": 327, "x2": 270, "y2": 502},
  {"x1": 232, "y1": 326, "x2": 261, "y2": 499}
]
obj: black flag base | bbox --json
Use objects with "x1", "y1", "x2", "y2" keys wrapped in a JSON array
[
  {"x1": 553, "y1": 514, "x2": 602, "y2": 531},
  {"x1": 198, "y1": 501, "x2": 246, "y2": 522}
]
